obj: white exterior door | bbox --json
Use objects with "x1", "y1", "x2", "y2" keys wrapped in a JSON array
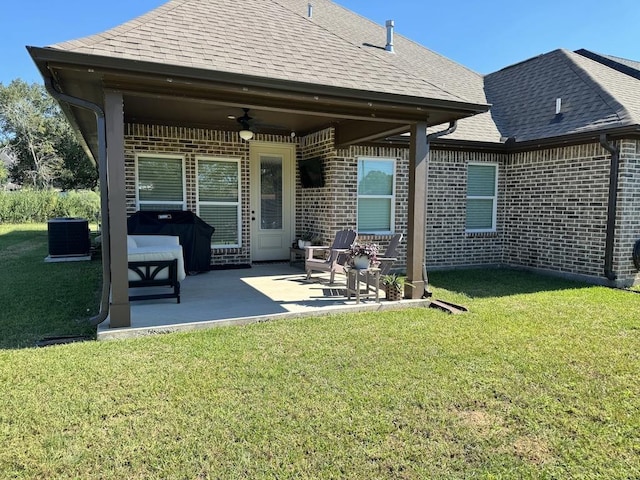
[{"x1": 250, "y1": 142, "x2": 295, "y2": 261}]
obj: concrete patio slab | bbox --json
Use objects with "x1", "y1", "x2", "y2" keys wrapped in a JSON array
[{"x1": 97, "y1": 263, "x2": 430, "y2": 340}]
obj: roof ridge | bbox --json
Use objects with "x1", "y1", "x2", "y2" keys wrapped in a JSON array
[
  {"x1": 486, "y1": 49, "x2": 563, "y2": 76},
  {"x1": 559, "y1": 49, "x2": 631, "y2": 124},
  {"x1": 575, "y1": 49, "x2": 640, "y2": 81}
]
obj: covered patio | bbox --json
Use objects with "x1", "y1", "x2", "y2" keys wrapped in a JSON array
[
  {"x1": 98, "y1": 263, "x2": 430, "y2": 341},
  {"x1": 28, "y1": 0, "x2": 489, "y2": 331}
]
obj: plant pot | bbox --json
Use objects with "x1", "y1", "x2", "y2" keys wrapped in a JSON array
[
  {"x1": 385, "y1": 285, "x2": 403, "y2": 301},
  {"x1": 298, "y1": 239, "x2": 311, "y2": 249},
  {"x1": 352, "y1": 255, "x2": 370, "y2": 269}
]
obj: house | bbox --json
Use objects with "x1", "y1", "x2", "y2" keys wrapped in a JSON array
[
  {"x1": 28, "y1": 0, "x2": 639, "y2": 328},
  {"x1": 421, "y1": 48, "x2": 640, "y2": 286}
]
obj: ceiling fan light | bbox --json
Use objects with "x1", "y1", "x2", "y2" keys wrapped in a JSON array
[{"x1": 239, "y1": 129, "x2": 254, "y2": 141}]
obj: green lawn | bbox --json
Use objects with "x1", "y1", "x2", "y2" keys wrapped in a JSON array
[
  {"x1": 0, "y1": 223, "x2": 100, "y2": 348},
  {"x1": 1, "y1": 224, "x2": 639, "y2": 478}
]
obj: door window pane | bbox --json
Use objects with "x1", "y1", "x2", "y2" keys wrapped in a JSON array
[{"x1": 260, "y1": 155, "x2": 283, "y2": 230}]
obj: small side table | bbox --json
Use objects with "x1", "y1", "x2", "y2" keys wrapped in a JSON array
[
  {"x1": 345, "y1": 267, "x2": 380, "y2": 304},
  {"x1": 289, "y1": 247, "x2": 306, "y2": 267}
]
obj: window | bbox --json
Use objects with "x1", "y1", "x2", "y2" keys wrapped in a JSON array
[
  {"x1": 197, "y1": 157, "x2": 241, "y2": 247},
  {"x1": 357, "y1": 157, "x2": 395, "y2": 234},
  {"x1": 466, "y1": 163, "x2": 497, "y2": 232},
  {"x1": 136, "y1": 155, "x2": 186, "y2": 210}
]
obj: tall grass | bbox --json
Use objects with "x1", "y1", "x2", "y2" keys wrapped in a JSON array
[{"x1": 0, "y1": 189, "x2": 100, "y2": 223}]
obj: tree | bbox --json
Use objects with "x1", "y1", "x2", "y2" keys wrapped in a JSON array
[
  {"x1": 0, "y1": 80, "x2": 97, "y2": 190},
  {"x1": 0, "y1": 146, "x2": 13, "y2": 186}
]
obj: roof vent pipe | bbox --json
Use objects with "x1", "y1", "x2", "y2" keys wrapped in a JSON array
[
  {"x1": 385, "y1": 20, "x2": 395, "y2": 52},
  {"x1": 308, "y1": 3, "x2": 313, "y2": 18},
  {"x1": 555, "y1": 98, "x2": 562, "y2": 115}
]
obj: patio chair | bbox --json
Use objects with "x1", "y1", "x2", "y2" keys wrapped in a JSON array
[
  {"x1": 305, "y1": 229, "x2": 357, "y2": 283},
  {"x1": 376, "y1": 233, "x2": 403, "y2": 275}
]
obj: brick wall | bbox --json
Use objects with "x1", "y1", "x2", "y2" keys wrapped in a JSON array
[
  {"x1": 295, "y1": 129, "x2": 411, "y2": 260},
  {"x1": 426, "y1": 150, "x2": 506, "y2": 269},
  {"x1": 125, "y1": 124, "x2": 295, "y2": 265},
  {"x1": 296, "y1": 129, "x2": 337, "y2": 245},
  {"x1": 503, "y1": 143, "x2": 611, "y2": 280},
  {"x1": 123, "y1": 123, "x2": 639, "y2": 285}
]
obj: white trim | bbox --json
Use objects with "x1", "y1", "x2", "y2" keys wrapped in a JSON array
[
  {"x1": 196, "y1": 156, "x2": 242, "y2": 248},
  {"x1": 135, "y1": 153, "x2": 186, "y2": 211},
  {"x1": 356, "y1": 156, "x2": 396, "y2": 234},
  {"x1": 465, "y1": 161, "x2": 498, "y2": 233}
]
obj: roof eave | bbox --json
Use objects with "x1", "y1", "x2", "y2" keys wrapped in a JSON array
[
  {"x1": 28, "y1": 46, "x2": 490, "y2": 118},
  {"x1": 379, "y1": 125, "x2": 640, "y2": 152}
]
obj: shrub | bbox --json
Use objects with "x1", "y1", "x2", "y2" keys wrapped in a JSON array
[{"x1": 0, "y1": 189, "x2": 100, "y2": 223}]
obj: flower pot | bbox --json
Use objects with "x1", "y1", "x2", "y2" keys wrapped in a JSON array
[
  {"x1": 385, "y1": 285, "x2": 403, "y2": 301},
  {"x1": 352, "y1": 255, "x2": 370, "y2": 269},
  {"x1": 298, "y1": 239, "x2": 311, "y2": 249}
]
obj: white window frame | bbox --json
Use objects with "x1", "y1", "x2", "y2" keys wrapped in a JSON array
[
  {"x1": 196, "y1": 156, "x2": 242, "y2": 248},
  {"x1": 466, "y1": 162, "x2": 498, "y2": 233},
  {"x1": 135, "y1": 154, "x2": 186, "y2": 211},
  {"x1": 357, "y1": 157, "x2": 396, "y2": 235}
]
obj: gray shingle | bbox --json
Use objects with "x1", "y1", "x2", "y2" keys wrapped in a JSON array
[
  {"x1": 480, "y1": 49, "x2": 640, "y2": 143},
  {"x1": 50, "y1": 0, "x2": 484, "y2": 106}
]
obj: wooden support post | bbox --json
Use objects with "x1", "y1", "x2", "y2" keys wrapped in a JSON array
[
  {"x1": 406, "y1": 122, "x2": 428, "y2": 299},
  {"x1": 104, "y1": 90, "x2": 131, "y2": 328}
]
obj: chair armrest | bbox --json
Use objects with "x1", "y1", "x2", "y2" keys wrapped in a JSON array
[
  {"x1": 305, "y1": 245, "x2": 330, "y2": 260},
  {"x1": 377, "y1": 256, "x2": 397, "y2": 262}
]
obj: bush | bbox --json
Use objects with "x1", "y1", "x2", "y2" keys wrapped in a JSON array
[{"x1": 0, "y1": 189, "x2": 100, "y2": 223}]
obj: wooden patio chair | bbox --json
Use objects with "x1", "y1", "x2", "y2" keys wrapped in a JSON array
[
  {"x1": 305, "y1": 229, "x2": 357, "y2": 283},
  {"x1": 376, "y1": 233, "x2": 403, "y2": 275}
]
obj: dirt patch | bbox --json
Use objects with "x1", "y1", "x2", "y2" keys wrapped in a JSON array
[
  {"x1": 455, "y1": 409, "x2": 504, "y2": 433},
  {"x1": 512, "y1": 436, "x2": 554, "y2": 465}
]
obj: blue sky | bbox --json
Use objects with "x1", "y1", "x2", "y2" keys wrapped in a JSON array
[{"x1": 2, "y1": 0, "x2": 640, "y2": 85}]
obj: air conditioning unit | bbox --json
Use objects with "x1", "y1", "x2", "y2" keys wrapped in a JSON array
[{"x1": 47, "y1": 218, "x2": 90, "y2": 257}]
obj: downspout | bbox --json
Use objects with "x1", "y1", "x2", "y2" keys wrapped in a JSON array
[
  {"x1": 422, "y1": 121, "x2": 457, "y2": 294},
  {"x1": 600, "y1": 134, "x2": 620, "y2": 281},
  {"x1": 44, "y1": 77, "x2": 111, "y2": 325}
]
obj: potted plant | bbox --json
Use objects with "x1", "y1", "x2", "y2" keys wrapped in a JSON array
[
  {"x1": 347, "y1": 242, "x2": 379, "y2": 269},
  {"x1": 297, "y1": 231, "x2": 315, "y2": 249},
  {"x1": 381, "y1": 273, "x2": 414, "y2": 301}
]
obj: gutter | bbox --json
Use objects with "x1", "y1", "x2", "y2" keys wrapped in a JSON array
[
  {"x1": 428, "y1": 121, "x2": 457, "y2": 142},
  {"x1": 600, "y1": 134, "x2": 620, "y2": 281},
  {"x1": 43, "y1": 76, "x2": 111, "y2": 326}
]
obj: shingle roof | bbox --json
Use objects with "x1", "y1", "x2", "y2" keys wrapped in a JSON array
[
  {"x1": 576, "y1": 49, "x2": 640, "y2": 80},
  {"x1": 50, "y1": 0, "x2": 485, "y2": 106},
  {"x1": 478, "y1": 49, "x2": 640, "y2": 143}
]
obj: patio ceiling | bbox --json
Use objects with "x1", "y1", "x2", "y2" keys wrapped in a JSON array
[{"x1": 30, "y1": 47, "x2": 489, "y2": 160}]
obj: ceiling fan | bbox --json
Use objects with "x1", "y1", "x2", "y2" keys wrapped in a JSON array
[
  {"x1": 235, "y1": 108, "x2": 255, "y2": 141},
  {"x1": 236, "y1": 108, "x2": 253, "y2": 131},
  {"x1": 232, "y1": 107, "x2": 293, "y2": 140}
]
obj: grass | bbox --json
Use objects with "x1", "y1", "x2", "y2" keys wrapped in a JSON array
[
  {"x1": 0, "y1": 224, "x2": 639, "y2": 478},
  {"x1": 0, "y1": 223, "x2": 100, "y2": 348}
]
